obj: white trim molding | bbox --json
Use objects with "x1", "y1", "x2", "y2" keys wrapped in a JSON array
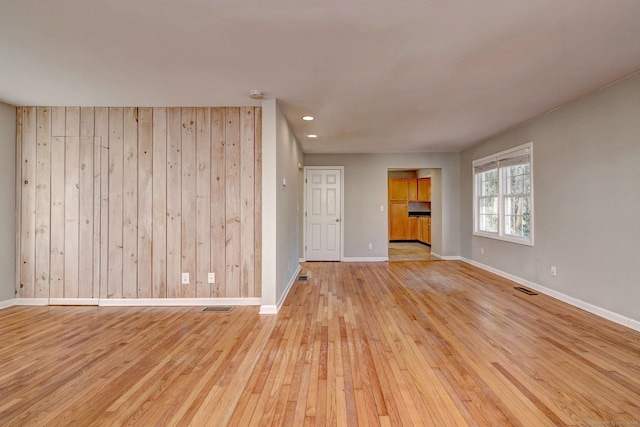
[
  {"x1": 14, "y1": 298, "x2": 49, "y2": 306},
  {"x1": 99, "y1": 298, "x2": 262, "y2": 307},
  {"x1": 259, "y1": 305, "x2": 278, "y2": 315},
  {"x1": 461, "y1": 257, "x2": 640, "y2": 333},
  {"x1": 0, "y1": 298, "x2": 15, "y2": 310},
  {"x1": 342, "y1": 257, "x2": 389, "y2": 262},
  {"x1": 49, "y1": 298, "x2": 99, "y2": 306}
]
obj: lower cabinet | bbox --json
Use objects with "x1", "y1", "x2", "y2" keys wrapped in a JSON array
[
  {"x1": 420, "y1": 217, "x2": 431, "y2": 245},
  {"x1": 389, "y1": 201, "x2": 409, "y2": 240},
  {"x1": 409, "y1": 217, "x2": 420, "y2": 240}
]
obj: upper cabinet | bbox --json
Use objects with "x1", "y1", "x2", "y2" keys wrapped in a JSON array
[
  {"x1": 389, "y1": 178, "x2": 408, "y2": 200},
  {"x1": 417, "y1": 177, "x2": 431, "y2": 202},
  {"x1": 407, "y1": 178, "x2": 418, "y2": 201},
  {"x1": 390, "y1": 177, "x2": 431, "y2": 201}
]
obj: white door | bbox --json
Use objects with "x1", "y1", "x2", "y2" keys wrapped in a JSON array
[{"x1": 305, "y1": 168, "x2": 342, "y2": 261}]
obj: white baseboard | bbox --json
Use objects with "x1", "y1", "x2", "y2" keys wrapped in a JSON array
[
  {"x1": 49, "y1": 298, "x2": 99, "y2": 306},
  {"x1": 431, "y1": 253, "x2": 461, "y2": 261},
  {"x1": 278, "y1": 265, "x2": 302, "y2": 311},
  {"x1": 259, "y1": 305, "x2": 278, "y2": 314},
  {"x1": 299, "y1": 258, "x2": 306, "y2": 263},
  {"x1": 0, "y1": 298, "x2": 15, "y2": 310},
  {"x1": 259, "y1": 264, "x2": 302, "y2": 315},
  {"x1": 460, "y1": 257, "x2": 640, "y2": 333},
  {"x1": 99, "y1": 298, "x2": 262, "y2": 307},
  {"x1": 14, "y1": 298, "x2": 48, "y2": 306},
  {"x1": 342, "y1": 257, "x2": 389, "y2": 262}
]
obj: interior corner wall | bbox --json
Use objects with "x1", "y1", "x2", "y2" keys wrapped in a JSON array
[
  {"x1": 261, "y1": 99, "x2": 303, "y2": 310},
  {"x1": 303, "y1": 153, "x2": 460, "y2": 259},
  {"x1": 460, "y1": 71, "x2": 640, "y2": 324},
  {"x1": 0, "y1": 103, "x2": 16, "y2": 303}
]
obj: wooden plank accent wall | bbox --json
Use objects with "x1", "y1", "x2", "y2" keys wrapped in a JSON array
[{"x1": 15, "y1": 107, "x2": 262, "y2": 300}]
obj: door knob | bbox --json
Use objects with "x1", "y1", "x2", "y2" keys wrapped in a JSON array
[{"x1": 336, "y1": 218, "x2": 340, "y2": 222}]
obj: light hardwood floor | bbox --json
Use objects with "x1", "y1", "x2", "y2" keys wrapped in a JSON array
[
  {"x1": 388, "y1": 241, "x2": 438, "y2": 261},
  {"x1": 1, "y1": 261, "x2": 639, "y2": 426}
]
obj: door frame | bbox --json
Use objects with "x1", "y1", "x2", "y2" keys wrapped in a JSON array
[{"x1": 302, "y1": 166, "x2": 345, "y2": 262}]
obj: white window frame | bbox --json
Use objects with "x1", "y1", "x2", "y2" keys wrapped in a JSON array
[{"x1": 472, "y1": 142, "x2": 534, "y2": 246}]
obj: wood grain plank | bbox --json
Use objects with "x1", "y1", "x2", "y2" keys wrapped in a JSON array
[
  {"x1": 210, "y1": 108, "x2": 226, "y2": 297},
  {"x1": 166, "y1": 107, "x2": 182, "y2": 298},
  {"x1": 19, "y1": 107, "x2": 37, "y2": 298},
  {"x1": 152, "y1": 108, "x2": 167, "y2": 298},
  {"x1": 137, "y1": 107, "x2": 153, "y2": 299},
  {"x1": 34, "y1": 107, "x2": 51, "y2": 299},
  {"x1": 79, "y1": 107, "x2": 95, "y2": 298},
  {"x1": 180, "y1": 107, "x2": 197, "y2": 298},
  {"x1": 107, "y1": 108, "x2": 124, "y2": 299},
  {"x1": 94, "y1": 107, "x2": 109, "y2": 299},
  {"x1": 195, "y1": 107, "x2": 211, "y2": 298},
  {"x1": 49, "y1": 108, "x2": 66, "y2": 299},
  {"x1": 122, "y1": 108, "x2": 138, "y2": 298},
  {"x1": 253, "y1": 107, "x2": 262, "y2": 298},
  {"x1": 224, "y1": 107, "x2": 241, "y2": 298},
  {"x1": 63, "y1": 108, "x2": 80, "y2": 298},
  {"x1": 14, "y1": 108, "x2": 23, "y2": 299},
  {"x1": 239, "y1": 107, "x2": 255, "y2": 298}
]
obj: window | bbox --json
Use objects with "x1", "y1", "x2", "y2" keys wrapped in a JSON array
[{"x1": 473, "y1": 142, "x2": 533, "y2": 245}]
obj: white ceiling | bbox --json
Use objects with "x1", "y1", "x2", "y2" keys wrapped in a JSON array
[{"x1": 2, "y1": 0, "x2": 640, "y2": 154}]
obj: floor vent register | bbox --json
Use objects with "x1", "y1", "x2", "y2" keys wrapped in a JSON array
[
  {"x1": 514, "y1": 286, "x2": 538, "y2": 295},
  {"x1": 201, "y1": 306, "x2": 235, "y2": 313}
]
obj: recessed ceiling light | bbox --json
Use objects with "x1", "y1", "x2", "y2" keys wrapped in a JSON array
[
  {"x1": 307, "y1": 134, "x2": 318, "y2": 138},
  {"x1": 302, "y1": 116, "x2": 314, "y2": 121}
]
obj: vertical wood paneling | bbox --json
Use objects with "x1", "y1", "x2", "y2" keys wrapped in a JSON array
[
  {"x1": 108, "y1": 108, "x2": 124, "y2": 298},
  {"x1": 152, "y1": 108, "x2": 167, "y2": 298},
  {"x1": 210, "y1": 108, "x2": 226, "y2": 297},
  {"x1": 64, "y1": 108, "x2": 80, "y2": 298},
  {"x1": 20, "y1": 107, "x2": 37, "y2": 298},
  {"x1": 95, "y1": 108, "x2": 109, "y2": 299},
  {"x1": 137, "y1": 107, "x2": 153, "y2": 299},
  {"x1": 35, "y1": 107, "x2": 51, "y2": 299},
  {"x1": 79, "y1": 107, "x2": 94, "y2": 298},
  {"x1": 122, "y1": 108, "x2": 138, "y2": 298},
  {"x1": 49, "y1": 107, "x2": 66, "y2": 298},
  {"x1": 195, "y1": 108, "x2": 211, "y2": 298},
  {"x1": 166, "y1": 108, "x2": 182, "y2": 298},
  {"x1": 225, "y1": 108, "x2": 241, "y2": 298},
  {"x1": 240, "y1": 107, "x2": 255, "y2": 297},
  {"x1": 17, "y1": 106, "x2": 262, "y2": 302},
  {"x1": 254, "y1": 108, "x2": 262, "y2": 297},
  {"x1": 181, "y1": 108, "x2": 197, "y2": 298},
  {"x1": 15, "y1": 108, "x2": 22, "y2": 299}
]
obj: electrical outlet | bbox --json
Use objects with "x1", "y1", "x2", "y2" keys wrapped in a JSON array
[
  {"x1": 380, "y1": 205, "x2": 384, "y2": 212},
  {"x1": 368, "y1": 243, "x2": 373, "y2": 250},
  {"x1": 551, "y1": 266, "x2": 557, "y2": 276},
  {"x1": 208, "y1": 272, "x2": 215, "y2": 284},
  {"x1": 181, "y1": 272, "x2": 189, "y2": 284},
  {"x1": 480, "y1": 247, "x2": 484, "y2": 255}
]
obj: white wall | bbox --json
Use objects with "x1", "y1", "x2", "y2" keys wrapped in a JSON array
[
  {"x1": 0, "y1": 103, "x2": 16, "y2": 303},
  {"x1": 460, "y1": 71, "x2": 640, "y2": 324},
  {"x1": 261, "y1": 99, "x2": 303, "y2": 312},
  {"x1": 303, "y1": 153, "x2": 460, "y2": 259}
]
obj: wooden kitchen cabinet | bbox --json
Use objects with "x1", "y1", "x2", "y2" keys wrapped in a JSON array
[
  {"x1": 417, "y1": 178, "x2": 431, "y2": 202},
  {"x1": 389, "y1": 201, "x2": 409, "y2": 240},
  {"x1": 407, "y1": 178, "x2": 418, "y2": 201},
  {"x1": 408, "y1": 216, "x2": 420, "y2": 240},
  {"x1": 420, "y1": 216, "x2": 431, "y2": 245},
  {"x1": 389, "y1": 179, "x2": 408, "y2": 201}
]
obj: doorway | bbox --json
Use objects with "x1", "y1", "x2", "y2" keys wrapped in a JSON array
[
  {"x1": 303, "y1": 167, "x2": 344, "y2": 261},
  {"x1": 387, "y1": 168, "x2": 439, "y2": 261}
]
